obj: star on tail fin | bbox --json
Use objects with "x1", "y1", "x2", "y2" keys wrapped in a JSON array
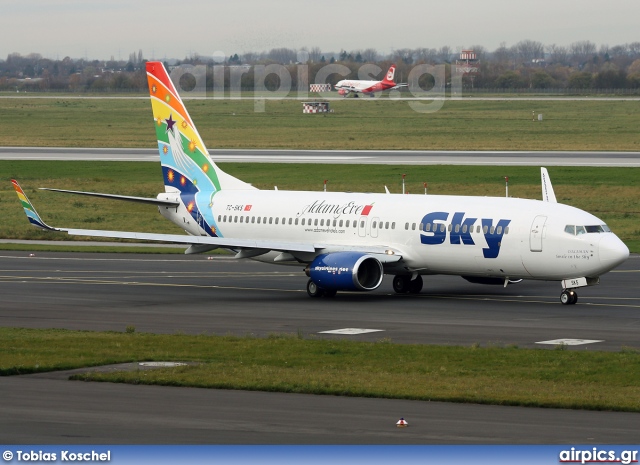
[{"x1": 145, "y1": 61, "x2": 255, "y2": 193}]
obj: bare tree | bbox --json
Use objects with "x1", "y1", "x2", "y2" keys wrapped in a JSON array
[
  {"x1": 360, "y1": 48, "x2": 379, "y2": 62},
  {"x1": 309, "y1": 47, "x2": 322, "y2": 62},
  {"x1": 515, "y1": 40, "x2": 545, "y2": 65},
  {"x1": 547, "y1": 44, "x2": 569, "y2": 65},
  {"x1": 437, "y1": 46, "x2": 452, "y2": 63},
  {"x1": 570, "y1": 41, "x2": 597, "y2": 66}
]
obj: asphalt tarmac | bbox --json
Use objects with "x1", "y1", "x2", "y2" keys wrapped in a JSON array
[{"x1": 0, "y1": 251, "x2": 638, "y2": 444}]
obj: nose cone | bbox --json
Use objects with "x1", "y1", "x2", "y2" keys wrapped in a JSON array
[{"x1": 599, "y1": 234, "x2": 629, "y2": 270}]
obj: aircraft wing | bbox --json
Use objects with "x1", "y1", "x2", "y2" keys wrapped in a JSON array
[
  {"x1": 39, "y1": 188, "x2": 180, "y2": 207},
  {"x1": 61, "y1": 228, "x2": 318, "y2": 253},
  {"x1": 390, "y1": 83, "x2": 408, "y2": 90}
]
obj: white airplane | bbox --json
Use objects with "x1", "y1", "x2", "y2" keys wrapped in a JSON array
[
  {"x1": 334, "y1": 64, "x2": 407, "y2": 97},
  {"x1": 12, "y1": 61, "x2": 629, "y2": 305}
]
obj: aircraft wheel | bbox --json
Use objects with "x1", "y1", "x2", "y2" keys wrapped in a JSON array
[
  {"x1": 409, "y1": 275, "x2": 424, "y2": 294},
  {"x1": 323, "y1": 289, "x2": 337, "y2": 298},
  {"x1": 307, "y1": 279, "x2": 325, "y2": 298},
  {"x1": 392, "y1": 275, "x2": 411, "y2": 293},
  {"x1": 560, "y1": 289, "x2": 577, "y2": 305}
]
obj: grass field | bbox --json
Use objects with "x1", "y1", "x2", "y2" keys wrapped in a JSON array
[
  {"x1": 2, "y1": 161, "x2": 639, "y2": 252},
  {"x1": 1, "y1": 97, "x2": 639, "y2": 151},
  {"x1": 2, "y1": 327, "x2": 639, "y2": 412}
]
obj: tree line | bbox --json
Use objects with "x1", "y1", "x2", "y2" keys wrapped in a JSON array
[{"x1": 2, "y1": 40, "x2": 640, "y2": 92}]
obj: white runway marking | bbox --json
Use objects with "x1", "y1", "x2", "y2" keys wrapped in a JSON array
[
  {"x1": 319, "y1": 328, "x2": 384, "y2": 335},
  {"x1": 535, "y1": 338, "x2": 603, "y2": 346}
]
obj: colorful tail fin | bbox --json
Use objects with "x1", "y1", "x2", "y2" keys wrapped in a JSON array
[
  {"x1": 381, "y1": 65, "x2": 397, "y2": 85},
  {"x1": 145, "y1": 61, "x2": 255, "y2": 193}
]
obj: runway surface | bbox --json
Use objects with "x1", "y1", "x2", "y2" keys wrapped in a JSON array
[
  {"x1": 0, "y1": 251, "x2": 638, "y2": 443},
  {"x1": 2, "y1": 146, "x2": 640, "y2": 166}
]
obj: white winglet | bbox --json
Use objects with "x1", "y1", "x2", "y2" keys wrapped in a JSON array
[{"x1": 541, "y1": 167, "x2": 557, "y2": 203}]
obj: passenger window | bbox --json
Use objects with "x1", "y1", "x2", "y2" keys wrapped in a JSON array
[
  {"x1": 360, "y1": 220, "x2": 365, "y2": 228},
  {"x1": 301, "y1": 218, "x2": 305, "y2": 225},
  {"x1": 288, "y1": 218, "x2": 292, "y2": 225},
  {"x1": 505, "y1": 227, "x2": 509, "y2": 234},
  {"x1": 477, "y1": 225, "x2": 481, "y2": 233},
  {"x1": 419, "y1": 223, "x2": 423, "y2": 231},
  {"x1": 373, "y1": 221, "x2": 377, "y2": 228},
  {"x1": 346, "y1": 220, "x2": 350, "y2": 227},
  {"x1": 448, "y1": 224, "x2": 452, "y2": 232},
  {"x1": 497, "y1": 226, "x2": 502, "y2": 235},
  {"x1": 275, "y1": 218, "x2": 279, "y2": 225},
  {"x1": 295, "y1": 218, "x2": 299, "y2": 225},
  {"x1": 269, "y1": 217, "x2": 273, "y2": 224},
  {"x1": 257, "y1": 217, "x2": 261, "y2": 224},
  {"x1": 490, "y1": 226, "x2": 495, "y2": 234},
  {"x1": 385, "y1": 222, "x2": 389, "y2": 229},
  {"x1": 411, "y1": 223, "x2": 416, "y2": 230},
  {"x1": 455, "y1": 224, "x2": 460, "y2": 233},
  {"x1": 426, "y1": 223, "x2": 431, "y2": 232},
  {"x1": 217, "y1": 215, "x2": 221, "y2": 222},
  {"x1": 234, "y1": 216, "x2": 238, "y2": 223},
  {"x1": 405, "y1": 222, "x2": 409, "y2": 230},
  {"x1": 223, "y1": 215, "x2": 227, "y2": 222},
  {"x1": 440, "y1": 224, "x2": 445, "y2": 233},
  {"x1": 483, "y1": 225, "x2": 488, "y2": 234},
  {"x1": 251, "y1": 217, "x2": 255, "y2": 224},
  {"x1": 392, "y1": 222, "x2": 395, "y2": 229},
  {"x1": 462, "y1": 225, "x2": 467, "y2": 233},
  {"x1": 315, "y1": 219, "x2": 318, "y2": 226}
]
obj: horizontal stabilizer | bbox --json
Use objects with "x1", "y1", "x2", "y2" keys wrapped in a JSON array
[{"x1": 40, "y1": 188, "x2": 180, "y2": 207}]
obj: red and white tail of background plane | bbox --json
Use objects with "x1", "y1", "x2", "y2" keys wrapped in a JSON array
[{"x1": 334, "y1": 65, "x2": 407, "y2": 97}]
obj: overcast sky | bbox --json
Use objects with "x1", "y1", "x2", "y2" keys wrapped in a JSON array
[{"x1": 1, "y1": 0, "x2": 638, "y2": 60}]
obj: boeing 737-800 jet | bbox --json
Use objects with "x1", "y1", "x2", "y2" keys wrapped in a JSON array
[
  {"x1": 334, "y1": 64, "x2": 407, "y2": 97},
  {"x1": 13, "y1": 62, "x2": 629, "y2": 304}
]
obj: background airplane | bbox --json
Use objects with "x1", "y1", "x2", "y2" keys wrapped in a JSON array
[
  {"x1": 334, "y1": 65, "x2": 407, "y2": 97},
  {"x1": 13, "y1": 62, "x2": 629, "y2": 304}
]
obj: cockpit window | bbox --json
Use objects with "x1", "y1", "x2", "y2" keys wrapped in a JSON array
[
  {"x1": 585, "y1": 225, "x2": 610, "y2": 233},
  {"x1": 565, "y1": 224, "x2": 610, "y2": 235}
]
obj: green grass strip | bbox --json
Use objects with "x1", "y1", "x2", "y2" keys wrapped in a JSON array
[{"x1": 2, "y1": 327, "x2": 639, "y2": 412}]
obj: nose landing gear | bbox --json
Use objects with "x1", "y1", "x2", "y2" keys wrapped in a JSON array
[{"x1": 560, "y1": 289, "x2": 578, "y2": 305}]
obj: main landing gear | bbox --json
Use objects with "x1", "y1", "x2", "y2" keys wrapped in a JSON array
[
  {"x1": 392, "y1": 275, "x2": 423, "y2": 294},
  {"x1": 306, "y1": 279, "x2": 336, "y2": 298},
  {"x1": 560, "y1": 289, "x2": 578, "y2": 305}
]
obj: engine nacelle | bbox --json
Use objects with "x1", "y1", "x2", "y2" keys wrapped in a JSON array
[{"x1": 307, "y1": 252, "x2": 384, "y2": 291}]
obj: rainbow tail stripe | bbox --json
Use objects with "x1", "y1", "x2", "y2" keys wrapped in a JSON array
[
  {"x1": 12, "y1": 179, "x2": 56, "y2": 231},
  {"x1": 145, "y1": 61, "x2": 254, "y2": 193}
]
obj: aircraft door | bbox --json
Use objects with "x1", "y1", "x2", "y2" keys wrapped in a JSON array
[
  {"x1": 370, "y1": 217, "x2": 380, "y2": 238},
  {"x1": 358, "y1": 217, "x2": 367, "y2": 237},
  {"x1": 530, "y1": 215, "x2": 547, "y2": 252}
]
